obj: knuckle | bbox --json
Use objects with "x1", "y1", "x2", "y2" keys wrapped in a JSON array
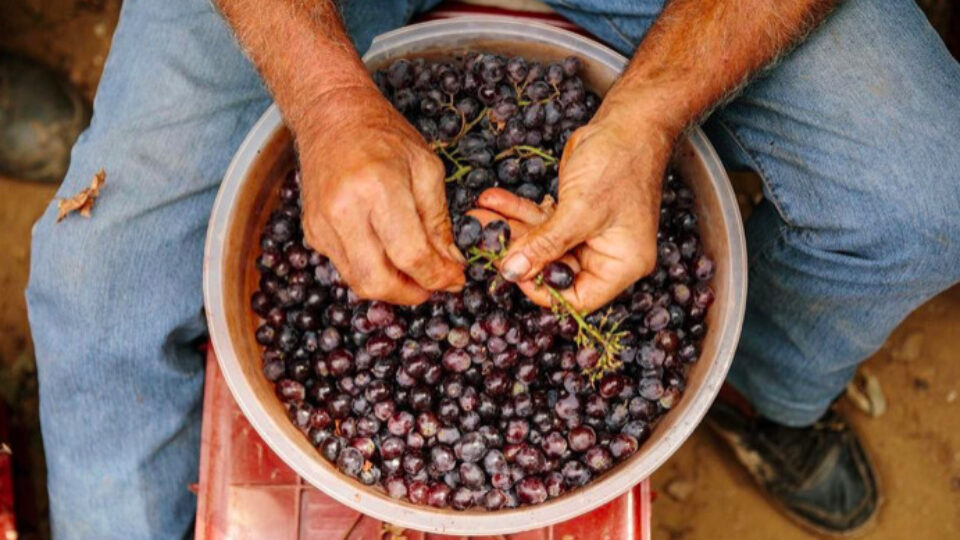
[
  {"x1": 422, "y1": 268, "x2": 454, "y2": 291},
  {"x1": 425, "y1": 209, "x2": 452, "y2": 234},
  {"x1": 625, "y1": 250, "x2": 656, "y2": 278},
  {"x1": 352, "y1": 281, "x2": 381, "y2": 301},
  {"x1": 395, "y1": 245, "x2": 430, "y2": 271},
  {"x1": 324, "y1": 188, "x2": 361, "y2": 218},
  {"x1": 527, "y1": 232, "x2": 564, "y2": 260}
]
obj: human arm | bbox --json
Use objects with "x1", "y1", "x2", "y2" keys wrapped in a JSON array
[
  {"x1": 215, "y1": 0, "x2": 464, "y2": 304},
  {"x1": 488, "y1": 0, "x2": 838, "y2": 311}
]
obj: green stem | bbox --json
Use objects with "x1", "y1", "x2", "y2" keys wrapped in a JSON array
[
  {"x1": 445, "y1": 165, "x2": 473, "y2": 184},
  {"x1": 495, "y1": 145, "x2": 558, "y2": 164},
  {"x1": 437, "y1": 144, "x2": 462, "y2": 168},
  {"x1": 456, "y1": 107, "x2": 489, "y2": 142},
  {"x1": 466, "y1": 245, "x2": 624, "y2": 381},
  {"x1": 542, "y1": 285, "x2": 612, "y2": 351}
]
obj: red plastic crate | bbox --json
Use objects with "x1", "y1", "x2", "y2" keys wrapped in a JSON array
[
  {"x1": 195, "y1": 351, "x2": 650, "y2": 539},
  {"x1": 0, "y1": 402, "x2": 15, "y2": 539}
]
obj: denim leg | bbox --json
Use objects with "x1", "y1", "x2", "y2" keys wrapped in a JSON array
[
  {"x1": 707, "y1": 0, "x2": 960, "y2": 425},
  {"x1": 25, "y1": 0, "x2": 417, "y2": 537},
  {"x1": 544, "y1": 0, "x2": 960, "y2": 425}
]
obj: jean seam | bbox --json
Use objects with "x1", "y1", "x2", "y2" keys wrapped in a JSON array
[{"x1": 713, "y1": 118, "x2": 798, "y2": 229}]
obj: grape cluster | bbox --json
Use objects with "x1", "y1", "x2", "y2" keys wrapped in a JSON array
[
  {"x1": 250, "y1": 53, "x2": 716, "y2": 511},
  {"x1": 373, "y1": 52, "x2": 597, "y2": 215}
]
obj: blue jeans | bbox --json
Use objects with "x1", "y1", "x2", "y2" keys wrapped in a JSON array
[{"x1": 26, "y1": 0, "x2": 960, "y2": 537}]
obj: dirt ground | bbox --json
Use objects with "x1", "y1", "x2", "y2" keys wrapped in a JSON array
[{"x1": 1, "y1": 1, "x2": 958, "y2": 539}]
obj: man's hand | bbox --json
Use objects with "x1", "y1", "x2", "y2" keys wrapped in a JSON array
[
  {"x1": 298, "y1": 86, "x2": 464, "y2": 304},
  {"x1": 215, "y1": 0, "x2": 464, "y2": 303},
  {"x1": 490, "y1": 0, "x2": 837, "y2": 311},
  {"x1": 491, "y1": 115, "x2": 670, "y2": 312}
]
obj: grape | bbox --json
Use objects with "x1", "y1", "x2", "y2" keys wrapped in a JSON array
[
  {"x1": 542, "y1": 261, "x2": 574, "y2": 289},
  {"x1": 386, "y1": 59, "x2": 413, "y2": 89}
]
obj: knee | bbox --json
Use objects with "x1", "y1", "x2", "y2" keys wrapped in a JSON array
[{"x1": 802, "y1": 184, "x2": 960, "y2": 288}]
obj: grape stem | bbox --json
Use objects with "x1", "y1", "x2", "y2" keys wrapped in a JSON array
[
  {"x1": 435, "y1": 143, "x2": 473, "y2": 183},
  {"x1": 445, "y1": 165, "x2": 473, "y2": 184},
  {"x1": 494, "y1": 145, "x2": 558, "y2": 164},
  {"x1": 466, "y1": 245, "x2": 625, "y2": 382}
]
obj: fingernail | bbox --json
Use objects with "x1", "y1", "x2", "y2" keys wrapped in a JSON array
[
  {"x1": 501, "y1": 254, "x2": 531, "y2": 281},
  {"x1": 447, "y1": 244, "x2": 467, "y2": 265}
]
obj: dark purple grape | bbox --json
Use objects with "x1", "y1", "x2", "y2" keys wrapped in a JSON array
[
  {"x1": 408, "y1": 481, "x2": 429, "y2": 505},
  {"x1": 497, "y1": 158, "x2": 521, "y2": 185},
  {"x1": 524, "y1": 81, "x2": 551, "y2": 101},
  {"x1": 336, "y1": 447, "x2": 364, "y2": 477},
  {"x1": 386, "y1": 59, "x2": 413, "y2": 89},
  {"x1": 583, "y1": 446, "x2": 613, "y2": 473},
  {"x1": 542, "y1": 261, "x2": 574, "y2": 289},
  {"x1": 562, "y1": 56, "x2": 581, "y2": 76},
  {"x1": 546, "y1": 63, "x2": 564, "y2": 85},
  {"x1": 516, "y1": 477, "x2": 547, "y2": 504},
  {"x1": 609, "y1": 433, "x2": 639, "y2": 459},
  {"x1": 506, "y1": 57, "x2": 528, "y2": 82},
  {"x1": 568, "y1": 425, "x2": 596, "y2": 452},
  {"x1": 428, "y1": 483, "x2": 452, "y2": 508},
  {"x1": 480, "y1": 220, "x2": 510, "y2": 253}
]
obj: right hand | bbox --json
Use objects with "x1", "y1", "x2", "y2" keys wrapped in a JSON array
[{"x1": 297, "y1": 86, "x2": 465, "y2": 304}]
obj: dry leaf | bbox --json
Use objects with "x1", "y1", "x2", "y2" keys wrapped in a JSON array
[
  {"x1": 845, "y1": 368, "x2": 887, "y2": 417},
  {"x1": 381, "y1": 522, "x2": 407, "y2": 540},
  {"x1": 57, "y1": 168, "x2": 105, "y2": 222}
]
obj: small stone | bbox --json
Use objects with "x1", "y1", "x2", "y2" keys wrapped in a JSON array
[
  {"x1": 892, "y1": 332, "x2": 923, "y2": 362},
  {"x1": 665, "y1": 477, "x2": 694, "y2": 501},
  {"x1": 947, "y1": 390, "x2": 957, "y2": 403},
  {"x1": 846, "y1": 368, "x2": 886, "y2": 417}
]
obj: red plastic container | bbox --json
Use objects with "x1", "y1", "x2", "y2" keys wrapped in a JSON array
[
  {"x1": 0, "y1": 402, "x2": 17, "y2": 539},
  {"x1": 195, "y1": 351, "x2": 651, "y2": 539}
]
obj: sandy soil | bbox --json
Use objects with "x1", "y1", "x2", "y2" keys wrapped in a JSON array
[{"x1": 1, "y1": 1, "x2": 958, "y2": 539}]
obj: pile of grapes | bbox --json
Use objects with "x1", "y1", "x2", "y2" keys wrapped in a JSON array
[{"x1": 250, "y1": 53, "x2": 715, "y2": 510}]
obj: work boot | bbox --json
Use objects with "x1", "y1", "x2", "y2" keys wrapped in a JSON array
[
  {"x1": 705, "y1": 393, "x2": 880, "y2": 536},
  {"x1": 0, "y1": 53, "x2": 90, "y2": 183}
]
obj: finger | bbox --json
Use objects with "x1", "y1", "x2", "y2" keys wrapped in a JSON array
[
  {"x1": 302, "y1": 211, "x2": 352, "y2": 278},
  {"x1": 412, "y1": 154, "x2": 464, "y2": 264},
  {"x1": 499, "y1": 201, "x2": 593, "y2": 283},
  {"x1": 338, "y1": 218, "x2": 432, "y2": 305},
  {"x1": 371, "y1": 191, "x2": 465, "y2": 293},
  {"x1": 477, "y1": 188, "x2": 549, "y2": 226}
]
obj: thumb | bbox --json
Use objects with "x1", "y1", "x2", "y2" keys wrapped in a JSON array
[{"x1": 500, "y1": 201, "x2": 591, "y2": 282}]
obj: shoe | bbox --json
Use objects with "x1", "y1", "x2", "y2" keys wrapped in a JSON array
[
  {"x1": 0, "y1": 53, "x2": 90, "y2": 183},
  {"x1": 705, "y1": 397, "x2": 881, "y2": 536}
]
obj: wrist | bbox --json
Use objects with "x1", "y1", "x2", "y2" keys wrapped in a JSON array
[
  {"x1": 291, "y1": 83, "x2": 383, "y2": 146},
  {"x1": 592, "y1": 79, "x2": 692, "y2": 146},
  {"x1": 589, "y1": 92, "x2": 679, "y2": 158}
]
